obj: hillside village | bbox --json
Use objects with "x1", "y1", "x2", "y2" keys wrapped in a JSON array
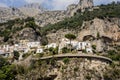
[
  {"x1": 0, "y1": 0, "x2": 120, "y2": 80},
  {"x1": 0, "y1": 38, "x2": 93, "y2": 59}
]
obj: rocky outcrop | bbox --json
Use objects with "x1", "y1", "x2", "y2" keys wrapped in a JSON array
[
  {"x1": 17, "y1": 28, "x2": 41, "y2": 41},
  {"x1": 79, "y1": 0, "x2": 93, "y2": 10},
  {"x1": 19, "y1": 3, "x2": 46, "y2": 17},
  {"x1": 0, "y1": 7, "x2": 25, "y2": 23},
  {"x1": 17, "y1": 58, "x2": 110, "y2": 80},
  {"x1": 46, "y1": 18, "x2": 120, "y2": 52},
  {"x1": 78, "y1": 18, "x2": 120, "y2": 41},
  {"x1": 67, "y1": 0, "x2": 94, "y2": 16},
  {"x1": 35, "y1": 11, "x2": 66, "y2": 27},
  {"x1": 0, "y1": 0, "x2": 94, "y2": 27}
]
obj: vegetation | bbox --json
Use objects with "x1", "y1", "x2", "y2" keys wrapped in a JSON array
[
  {"x1": 63, "y1": 58, "x2": 69, "y2": 64},
  {"x1": 0, "y1": 2, "x2": 120, "y2": 45},
  {"x1": 103, "y1": 63, "x2": 120, "y2": 80},
  {"x1": 82, "y1": 49, "x2": 87, "y2": 53},
  {"x1": 62, "y1": 47, "x2": 70, "y2": 53},
  {"x1": 0, "y1": 56, "x2": 16, "y2": 80},
  {"x1": 92, "y1": 45, "x2": 96, "y2": 50},
  {"x1": 107, "y1": 50, "x2": 120, "y2": 61},
  {"x1": 65, "y1": 34, "x2": 76, "y2": 44},
  {"x1": 48, "y1": 47, "x2": 59, "y2": 55},
  {"x1": 74, "y1": 67, "x2": 79, "y2": 72},
  {"x1": 65, "y1": 33, "x2": 76, "y2": 51},
  {"x1": 22, "y1": 53, "x2": 31, "y2": 59},
  {"x1": 13, "y1": 51, "x2": 20, "y2": 60},
  {"x1": 40, "y1": 2, "x2": 120, "y2": 35}
]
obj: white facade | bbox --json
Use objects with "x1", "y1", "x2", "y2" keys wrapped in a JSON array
[
  {"x1": 27, "y1": 42, "x2": 40, "y2": 48},
  {"x1": 76, "y1": 42, "x2": 92, "y2": 53},
  {"x1": 45, "y1": 43, "x2": 57, "y2": 49},
  {"x1": 86, "y1": 48, "x2": 93, "y2": 53},
  {"x1": 0, "y1": 49, "x2": 10, "y2": 57},
  {"x1": 36, "y1": 48, "x2": 43, "y2": 53},
  {"x1": 59, "y1": 38, "x2": 93, "y2": 53}
]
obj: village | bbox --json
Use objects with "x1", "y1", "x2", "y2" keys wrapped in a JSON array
[{"x1": 0, "y1": 37, "x2": 93, "y2": 60}]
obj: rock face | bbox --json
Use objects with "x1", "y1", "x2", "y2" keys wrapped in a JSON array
[
  {"x1": 17, "y1": 58, "x2": 110, "y2": 80},
  {"x1": 79, "y1": 0, "x2": 93, "y2": 9},
  {"x1": 0, "y1": 0, "x2": 94, "y2": 27},
  {"x1": 35, "y1": 11, "x2": 66, "y2": 27},
  {"x1": 19, "y1": 3, "x2": 46, "y2": 17},
  {"x1": 67, "y1": 0, "x2": 94, "y2": 16},
  {"x1": 0, "y1": 7, "x2": 25, "y2": 23},
  {"x1": 78, "y1": 18, "x2": 120, "y2": 41},
  {"x1": 46, "y1": 18, "x2": 120, "y2": 52},
  {"x1": 17, "y1": 28, "x2": 41, "y2": 41}
]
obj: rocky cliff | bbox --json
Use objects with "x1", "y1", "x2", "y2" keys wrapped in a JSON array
[
  {"x1": 19, "y1": 3, "x2": 46, "y2": 17},
  {"x1": 67, "y1": 0, "x2": 93, "y2": 16},
  {"x1": 0, "y1": 7, "x2": 25, "y2": 23},
  {"x1": 0, "y1": 0, "x2": 94, "y2": 27},
  {"x1": 46, "y1": 18, "x2": 120, "y2": 52},
  {"x1": 16, "y1": 57, "x2": 116, "y2": 80}
]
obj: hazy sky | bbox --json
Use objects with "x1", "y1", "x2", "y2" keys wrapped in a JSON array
[{"x1": 0, "y1": 0, "x2": 120, "y2": 10}]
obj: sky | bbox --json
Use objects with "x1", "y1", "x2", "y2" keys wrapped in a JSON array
[{"x1": 0, "y1": 0, "x2": 120, "y2": 10}]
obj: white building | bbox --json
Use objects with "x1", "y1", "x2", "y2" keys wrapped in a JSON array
[
  {"x1": 59, "y1": 38, "x2": 93, "y2": 53},
  {"x1": 18, "y1": 45, "x2": 30, "y2": 53},
  {"x1": 45, "y1": 43, "x2": 57, "y2": 49},
  {"x1": 0, "y1": 49, "x2": 10, "y2": 57},
  {"x1": 27, "y1": 42, "x2": 40, "y2": 48},
  {"x1": 76, "y1": 42, "x2": 92, "y2": 53},
  {"x1": 36, "y1": 48, "x2": 43, "y2": 53}
]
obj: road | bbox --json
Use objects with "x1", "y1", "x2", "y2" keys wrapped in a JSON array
[{"x1": 32, "y1": 53, "x2": 112, "y2": 63}]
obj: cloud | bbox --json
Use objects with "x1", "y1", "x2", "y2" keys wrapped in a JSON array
[
  {"x1": 94, "y1": 0, "x2": 120, "y2": 5},
  {"x1": 24, "y1": 0, "x2": 79, "y2": 10},
  {"x1": 49, "y1": 0, "x2": 79, "y2": 10},
  {"x1": 0, "y1": 3, "x2": 8, "y2": 7},
  {"x1": 24, "y1": 0, "x2": 44, "y2": 4},
  {"x1": 0, "y1": 0, "x2": 120, "y2": 10}
]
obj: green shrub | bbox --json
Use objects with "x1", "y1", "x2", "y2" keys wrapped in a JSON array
[
  {"x1": 22, "y1": 53, "x2": 31, "y2": 59},
  {"x1": 92, "y1": 45, "x2": 96, "y2": 50},
  {"x1": 62, "y1": 47, "x2": 70, "y2": 53},
  {"x1": 82, "y1": 49, "x2": 87, "y2": 53},
  {"x1": 63, "y1": 58, "x2": 69, "y2": 64},
  {"x1": 13, "y1": 51, "x2": 20, "y2": 60},
  {"x1": 0, "y1": 56, "x2": 16, "y2": 80},
  {"x1": 74, "y1": 67, "x2": 79, "y2": 72}
]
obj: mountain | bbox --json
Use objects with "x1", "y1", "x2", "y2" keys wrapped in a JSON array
[
  {"x1": 0, "y1": 1, "x2": 120, "y2": 79},
  {"x1": 0, "y1": 7, "x2": 25, "y2": 23},
  {"x1": 19, "y1": 3, "x2": 47, "y2": 17}
]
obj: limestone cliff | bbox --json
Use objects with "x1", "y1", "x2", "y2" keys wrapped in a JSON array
[
  {"x1": 19, "y1": 3, "x2": 46, "y2": 17},
  {"x1": 46, "y1": 18, "x2": 120, "y2": 52},
  {"x1": 0, "y1": 0, "x2": 94, "y2": 27},
  {"x1": 16, "y1": 57, "x2": 114, "y2": 80},
  {"x1": 67, "y1": 0, "x2": 93, "y2": 16}
]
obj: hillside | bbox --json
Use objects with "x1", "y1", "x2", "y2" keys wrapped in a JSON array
[{"x1": 0, "y1": 1, "x2": 120, "y2": 80}]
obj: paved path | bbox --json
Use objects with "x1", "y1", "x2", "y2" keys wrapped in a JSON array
[{"x1": 32, "y1": 53, "x2": 112, "y2": 63}]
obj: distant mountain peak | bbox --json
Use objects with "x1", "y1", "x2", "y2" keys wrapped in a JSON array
[
  {"x1": 22, "y1": 3, "x2": 46, "y2": 11},
  {"x1": 19, "y1": 3, "x2": 47, "y2": 17}
]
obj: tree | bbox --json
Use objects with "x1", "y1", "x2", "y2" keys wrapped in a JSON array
[
  {"x1": 13, "y1": 51, "x2": 20, "y2": 60},
  {"x1": 65, "y1": 33, "x2": 76, "y2": 52},
  {"x1": 0, "y1": 56, "x2": 16, "y2": 80}
]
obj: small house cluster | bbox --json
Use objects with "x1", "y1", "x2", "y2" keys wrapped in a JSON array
[{"x1": 0, "y1": 38, "x2": 93, "y2": 58}]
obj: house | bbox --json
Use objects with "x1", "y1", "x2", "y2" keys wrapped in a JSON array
[
  {"x1": 19, "y1": 40, "x2": 29, "y2": 46},
  {"x1": 0, "y1": 49, "x2": 10, "y2": 57},
  {"x1": 18, "y1": 45, "x2": 30, "y2": 53},
  {"x1": 45, "y1": 43, "x2": 57, "y2": 49},
  {"x1": 27, "y1": 42, "x2": 40, "y2": 48},
  {"x1": 36, "y1": 48, "x2": 43, "y2": 53},
  {"x1": 76, "y1": 42, "x2": 92, "y2": 53},
  {"x1": 59, "y1": 38, "x2": 93, "y2": 53}
]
